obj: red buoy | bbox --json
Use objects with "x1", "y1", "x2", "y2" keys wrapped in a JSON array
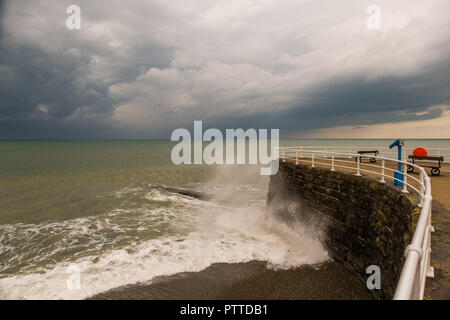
[{"x1": 413, "y1": 147, "x2": 428, "y2": 157}]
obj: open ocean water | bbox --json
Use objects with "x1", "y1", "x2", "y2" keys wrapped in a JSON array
[{"x1": 0, "y1": 139, "x2": 449, "y2": 299}]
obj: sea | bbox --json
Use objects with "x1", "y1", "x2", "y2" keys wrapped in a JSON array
[{"x1": 0, "y1": 139, "x2": 449, "y2": 299}]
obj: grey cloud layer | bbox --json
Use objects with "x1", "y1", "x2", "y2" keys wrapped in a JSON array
[{"x1": 0, "y1": 0, "x2": 449, "y2": 138}]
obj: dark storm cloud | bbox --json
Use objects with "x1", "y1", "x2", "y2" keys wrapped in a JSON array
[
  {"x1": 0, "y1": 0, "x2": 173, "y2": 138},
  {"x1": 278, "y1": 58, "x2": 450, "y2": 133},
  {"x1": 0, "y1": 0, "x2": 4, "y2": 41},
  {"x1": 155, "y1": 56, "x2": 450, "y2": 136},
  {"x1": 0, "y1": 0, "x2": 449, "y2": 139}
]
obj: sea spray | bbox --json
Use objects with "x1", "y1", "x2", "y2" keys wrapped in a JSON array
[{"x1": 0, "y1": 202, "x2": 328, "y2": 299}]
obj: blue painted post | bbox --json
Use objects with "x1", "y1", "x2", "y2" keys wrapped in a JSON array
[{"x1": 389, "y1": 139, "x2": 405, "y2": 186}]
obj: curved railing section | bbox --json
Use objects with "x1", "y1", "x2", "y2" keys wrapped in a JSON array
[
  {"x1": 280, "y1": 146, "x2": 450, "y2": 164},
  {"x1": 277, "y1": 147, "x2": 434, "y2": 300}
]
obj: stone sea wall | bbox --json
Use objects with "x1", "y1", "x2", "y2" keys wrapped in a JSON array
[{"x1": 267, "y1": 162, "x2": 419, "y2": 299}]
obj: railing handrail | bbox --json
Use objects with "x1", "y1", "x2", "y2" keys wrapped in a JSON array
[
  {"x1": 277, "y1": 147, "x2": 434, "y2": 300},
  {"x1": 279, "y1": 145, "x2": 450, "y2": 159},
  {"x1": 280, "y1": 145, "x2": 450, "y2": 151}
]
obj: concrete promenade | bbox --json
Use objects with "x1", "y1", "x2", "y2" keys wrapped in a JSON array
[{"x1": 423, "y1": 164, "x2": 450, "y2": 299}]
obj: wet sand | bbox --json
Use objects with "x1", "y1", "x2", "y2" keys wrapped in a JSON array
[{"x1": 89, "y1": 260, "x2": 372, "y2": 300}]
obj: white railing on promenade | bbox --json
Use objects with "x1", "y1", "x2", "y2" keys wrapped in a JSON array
[
  {"x1": 280, "y1": 146, "x2": 450, "y2": 164},
  {"x1": 278, "y1": 147, "x2": 434, "y2": 300}
]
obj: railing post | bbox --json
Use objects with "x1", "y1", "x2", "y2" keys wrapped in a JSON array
[
  {"x1": 380, "y1": 159, "x2": 386, "y2": 183},
  {"x1": 355, "y1": 156, "x2": 361, "y2": 176},
  {"x1": 402, "y1": 159, "x2": 409, "y2": 193},
  {"x1": 348, "y1": 147, "x2": 352, "y2": 159},
  {"x1": 312, "y1": 153, "x2": 315, "y2": 168},
  {"x1": 419, "y1": 171, "x2": 424, "y2": 207},
  {"x1": 426, "y1": 202, "x2": 435, "y2": 278},
  {"x1": 296, "y1": 151, "x2": 299, "y2": 165},
  {"x1": 331, "y1": 154, "x2": 335, "y2": 171},
  {"x1": 282, "y1": 150, "x2": 285, "y2": 163}
]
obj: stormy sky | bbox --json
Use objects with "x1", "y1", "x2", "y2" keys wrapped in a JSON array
[{"x1": 0, "y1": 0, "x2": 449, "y2": 139}]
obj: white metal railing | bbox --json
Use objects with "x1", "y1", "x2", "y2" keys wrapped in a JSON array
[
  {"x1": 278, "y1": 147, "x2": 434, "y2": 300},
  {"x1": 280, "y1": 145, "x2": 450, "y2": 164}
]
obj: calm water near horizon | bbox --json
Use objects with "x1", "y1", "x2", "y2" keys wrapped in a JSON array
[{"x1": 0, "y1": 139, "x2": 449, "y2": 299}]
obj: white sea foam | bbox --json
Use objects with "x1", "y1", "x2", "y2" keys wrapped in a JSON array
[
  {"x1": 0, "y1": 184, "x2": 328, "y2": 300},
  {"x1": 0, "y1": 203, "x2": 328, "y2": 300}
]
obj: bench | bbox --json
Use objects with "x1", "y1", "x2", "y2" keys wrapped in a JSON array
[
  {"x1": 407, "y1": 155, "x2": 444, "y2": 176},
  {"x1": 355, "y1": 150, "x2": 379, "y2": 163}
]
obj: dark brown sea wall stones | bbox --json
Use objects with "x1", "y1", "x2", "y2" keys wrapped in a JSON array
[{"x1": 267, "y1": 162, "x2": 418, "y2": 299}]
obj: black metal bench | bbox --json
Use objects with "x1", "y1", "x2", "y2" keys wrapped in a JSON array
[
  {"x1": 407, "y1": 155, "x2": 444, "y2": 176},
  {"x1": 355, "y1": 150, "x2": 379, "y2": 163}
]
